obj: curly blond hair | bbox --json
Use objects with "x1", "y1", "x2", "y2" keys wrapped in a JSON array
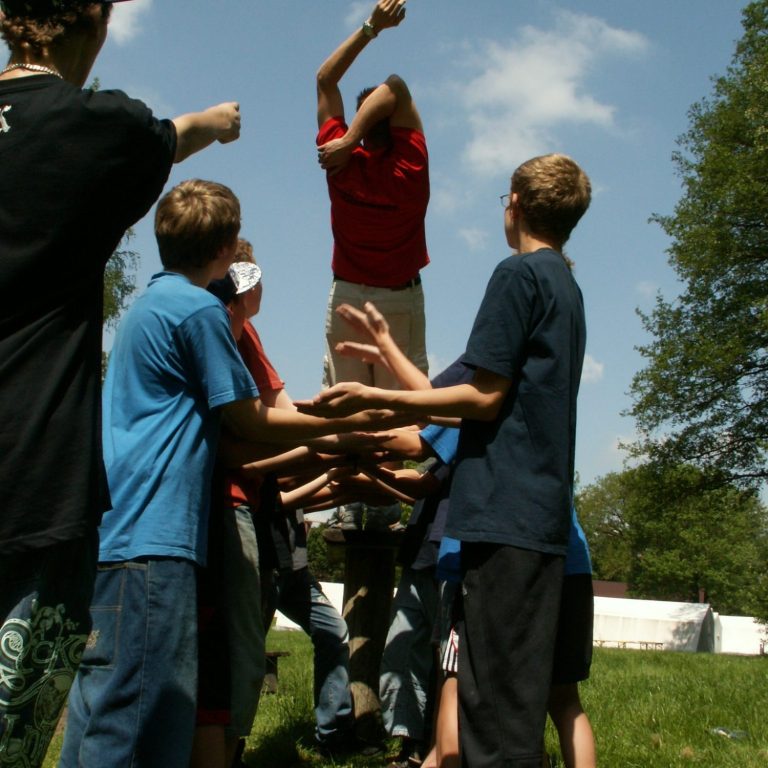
[{"x1": 0, "y1": 3, "x2": 108, "y2": 55}]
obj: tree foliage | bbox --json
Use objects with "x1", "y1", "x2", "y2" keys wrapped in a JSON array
[
  {"x1": 102, "y1": 229, "x2": 138, "y2": 378},
  {"x1": 103, "y1": 229, "x2": 138, "y2": 329},
  {"x1": 577, "y1": 464, "x2": 768, "y2": 620},
  {"x1": 628, "y1": 1, "x2": 768, "y2": 485}
]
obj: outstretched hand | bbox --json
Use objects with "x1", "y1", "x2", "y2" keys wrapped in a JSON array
[
  {"x1": 335, "y1": 341, "x2": 388, "y2": 370},
  {"x1": 336, "y1": 301, "x2": 390, "y2": 344},
  {"x1": 294, "y1": 382, "x2": 379, "y2": 418}
]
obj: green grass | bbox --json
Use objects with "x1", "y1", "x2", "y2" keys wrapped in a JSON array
[{"x1": 44, "y1": 635, "x2": 768, "y2": 767}]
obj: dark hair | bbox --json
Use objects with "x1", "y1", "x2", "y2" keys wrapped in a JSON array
[
  {"x1": 155, "y1": 179, "x2": 241, "y2": 270},
  {"x1": 356, "y1": 85, "x2": 391, "y2": 148},
  {"x1": 0, "y1": 2, "x2": 109, "y2": 53}
]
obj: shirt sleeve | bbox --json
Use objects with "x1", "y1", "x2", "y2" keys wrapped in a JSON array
[
  {"x1": 462, "y1": 259, "x2": 534, "y2": 380},
  {"x1": 316, "y1": 116, "x2": 347, "y2": 146},
  {"x1": 420, "y1": 424, "x2": 460, "y2": 465},
  {"x1": 237, "y1": 322, "x2": 285, "y2": 395},
  {"x1": 88, "y1": 88, "x2": 177, "y2": 228},
  {"x1": 178, "y1": 305, "x2": 259, "y2": 409}
]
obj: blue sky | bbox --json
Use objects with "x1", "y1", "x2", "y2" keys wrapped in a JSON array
[{"x1": 3, "y1": 0, "x2": 747, "y2": 487}]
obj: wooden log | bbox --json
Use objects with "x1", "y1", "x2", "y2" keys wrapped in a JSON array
[{"x1": 323, "y1": 528, "x2": 402, "y2": 746}]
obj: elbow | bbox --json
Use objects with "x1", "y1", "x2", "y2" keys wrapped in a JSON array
[
  {"x1": 384, "y1": 74, "x2": 409, "y2": 99},
  {"x1": 470, "y1": 396, "x2": 504, "y2": 422},
  {"x1": 316, "y1": 67, "x2": 333, "y2": 93}
]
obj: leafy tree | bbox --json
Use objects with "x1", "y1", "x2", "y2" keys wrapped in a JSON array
[
  {"x1": 577, "y1": 464, "x2": 768, "y2": 620},
  {"x1": 628, "y1": 1, "x2": 768, "y2": 486},
  {"x1": 575, "y1": 471, "x2": 632, "y2": 582},
  {"x1": 307, "y1": 525, "x2": 345, "y2": 583},
  {"x1": 102, "y1": 229, "x2": 138, "y2": 378},
  {"x1": 103, "y1": 229, "x2": 138, "y2": 329}
]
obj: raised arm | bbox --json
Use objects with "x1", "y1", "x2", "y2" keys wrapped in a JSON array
[
  {"x1": 316, "y1": 0, "x2": 407, "y2": 128},
  {"x1": 172, "y1": 102, "x2": 241, "y2": 163},
  {"x1": 318, "y1": 74, "x2": 422, "y2": 174}
]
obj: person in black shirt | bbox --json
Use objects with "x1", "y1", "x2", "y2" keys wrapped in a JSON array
[{"x1": 0, "y1": 2, "x2": 240, "y2": 765}]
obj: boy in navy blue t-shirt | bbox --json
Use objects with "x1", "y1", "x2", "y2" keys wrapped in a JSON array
[{"x1": 298, "y1": 153, "x2": 591, "y2": 767}]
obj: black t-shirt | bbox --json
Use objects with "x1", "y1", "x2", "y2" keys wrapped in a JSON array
[
  {"x1": 0, "y1": 76, "x2": 176, "y2": 553},
  {"x1": 445, "y1": 249, "x2": 586, "y2": 555}
]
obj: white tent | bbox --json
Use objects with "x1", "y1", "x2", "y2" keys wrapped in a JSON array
[
  {"x1": 714, "y1": 614, "x2": 766, "y2": 655},
  {"x1": 593, "y1": 596, "x2": 715, "y2": 652}
]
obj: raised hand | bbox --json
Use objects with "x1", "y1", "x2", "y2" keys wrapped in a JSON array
[{"x1": 369, "y1": 0, "x2": 407, "y2": 32}]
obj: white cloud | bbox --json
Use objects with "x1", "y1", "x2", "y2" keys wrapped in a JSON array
[
  {"x1": 109, "y1": 0, "x2": 152, "y2": 45},
  {"x1": 344, "y1": 2, "x2": 369, "y2": 30},
  {"x1": 581, "y1": 353, "x2": 604, "y2": 383},
  {"x1": 454, "y1": 10, "x2": 648, "y2": 176},
  {"x1": 430, "y1": 176, "x2": 463, "y2": 215},
  {"x1": 458, "y1": 227, "x2": 489, "y2": 253},
  {"x1": 635, "y1": 280, "x2": 658, "y2": 300}
]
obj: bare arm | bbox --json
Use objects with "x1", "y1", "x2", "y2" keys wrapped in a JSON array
[
  {"x1": 295, "y1": 367, "x2": 512, "y2": 422},
  {"x1": 318, "y1": 74, "x2": 422, "y2": 174},
  {"x1": 316, "y1": 0, "x2": 406, "y2": 128},
  {"x1": 221, "y1": 397, "x2": 407, "y2": 444},
  {"x1": 172, "y1": 102, "x2": 241, "y2": 163}
]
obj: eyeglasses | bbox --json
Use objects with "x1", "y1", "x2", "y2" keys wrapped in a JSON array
[{"x1": 499, "y1": 193, "x2": 511, "y2": 208}]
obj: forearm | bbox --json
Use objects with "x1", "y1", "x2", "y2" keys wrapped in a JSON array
[
  {"x1": 317, "y1": 28, "x2": 370, "y2": 97},
  {"x1": 376, "y1": 332, "x2": 431, "y2": 390},
  {"x1": 364, "y1": 383, "x2": 499, "y2": 421},
  {"x1": 217, "y1": 435, "x2": 298, "y2": 469},
  {"x1": 341, "y1": 79, "x2": 398, "y2": 145},
  {"x1": 223, "y1": 398, "x2": 403, "y2": 443},
  {"x1": 240, "y1": 447, "x2": 345, "y2": 477},
  {"x1": 172, "y1": 103, "x2": 239, "y2": 163}
]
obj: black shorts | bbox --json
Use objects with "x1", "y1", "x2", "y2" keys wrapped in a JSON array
[
  {"x1": 551, "y1": 573, "x2": 594, "y2": 685},
  {"x1": 458, "y1": 543, "x2": 564, "y2": 766}
]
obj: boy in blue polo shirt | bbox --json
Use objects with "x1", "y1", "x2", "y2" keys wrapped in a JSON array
[
  {"x1": 62, "y1": 179, "x2": 387, "y2": 768},
  {"x1": 298, "y1": 153, "x2": 591, "y2": 767}
]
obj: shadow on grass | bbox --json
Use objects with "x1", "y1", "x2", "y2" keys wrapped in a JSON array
[{"x1": 244, "y1": 714, "x2": 317, "y2": 767}]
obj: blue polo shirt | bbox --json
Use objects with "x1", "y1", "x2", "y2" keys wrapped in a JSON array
[{"x1": 100, "y1": 272, "x2": 259, "y2": 565}]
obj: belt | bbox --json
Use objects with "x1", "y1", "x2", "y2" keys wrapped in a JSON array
[{"x1": 333, "y1": 274, "x2": 421, "y2": 291}]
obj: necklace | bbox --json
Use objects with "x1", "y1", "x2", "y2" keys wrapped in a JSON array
[{"x1": 0, "y1": 63, "x2": 63, "y2": 79}]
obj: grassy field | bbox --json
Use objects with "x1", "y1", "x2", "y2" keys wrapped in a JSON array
[{"x1": 45, "y1": 631, "x2": 768, "y2": 767}]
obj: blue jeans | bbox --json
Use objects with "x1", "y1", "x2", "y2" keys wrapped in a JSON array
[
  {"x1": 0, "y1": 533, "x2": 96, "y2": 768},
  {"x1": 60, "y1": 558, "x2": 198, "y2": 768},
  {"x1": 379, "y1": 567, "x2": 438, "y2": 741},
  {"x1": 265, "y1": 569, "x2": 353, "y2": 745}
]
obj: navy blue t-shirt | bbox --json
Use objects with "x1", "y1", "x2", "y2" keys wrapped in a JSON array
[{"x1": 445, "y1": 249, "x2": 585, "y2": 555}]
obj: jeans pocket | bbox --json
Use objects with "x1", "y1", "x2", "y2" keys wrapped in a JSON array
[{"x1": 79, "y1": 568, "x2": 126, "y2": 670}]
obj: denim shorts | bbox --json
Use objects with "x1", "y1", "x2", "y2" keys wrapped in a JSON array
[
  {"x1": 0, "y1": 532, "x2": 96, "y2": 768},
  {"x1": 60, "y1": 557, "x2": 198, "y2": 768}
]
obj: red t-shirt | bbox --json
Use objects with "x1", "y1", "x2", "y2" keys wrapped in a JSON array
[
  {"x1": 318, "y1": 116, "x2": 430, "y2": 286},
  {"x1": 223, "y1": 321, "x2": 284, "y2": 508}
]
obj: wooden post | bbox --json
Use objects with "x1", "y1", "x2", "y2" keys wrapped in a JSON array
[{"x1": 323, "y1": 528, "x2": 402, "y2": 746}]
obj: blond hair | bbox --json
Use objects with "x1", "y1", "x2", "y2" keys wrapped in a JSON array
[
  {"x1": 155, "y1": 179, "x2": 241, "y2": 270},
  {"x1": 234, "y1": 238, "x2": 256, "y2": 265},
  {"x1": 511, "y1": 154, "x2": 591, "y2": 249},
  {"x1": 0, "y1": 3, "x2": 108, "y2": 54}
]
